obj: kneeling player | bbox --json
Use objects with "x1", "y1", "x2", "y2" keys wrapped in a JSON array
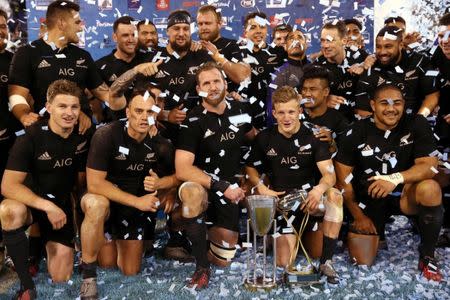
[
  {"x1": 79, "y1": 88, "x2": 179, "y2": 299},
  {"x1": 0, "y1": 80, "x2": 89, "y2": 299},
  {"x1": 334, "y1": 83, "x2": 443, "y2": 281},
  {"x1": 246, "y1": 86, "x2": 343, "y2": 284}
]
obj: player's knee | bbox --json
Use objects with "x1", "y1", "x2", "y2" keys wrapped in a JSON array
[
  {"x1": 49, "y1": 250, "x2": 73, "y2": 282},
  {"x1": 276, "y1": 253, "x2": 290, "y2": 268},
  {"x1": 347, "y1": 231, "x2": 379, "y2": 266},
  {"x1": 118, "y1": 262, "x2": 140, "y2": 276},
  {"x1": 415, "y1": 179, "x2": 441, "y2": 205},
  {"x1": 179, "y1": 182, "x2": 208, "y2": 218},
  {"x1": 323, "y1": 188, "x2": 343, "y2": 223},
  {"x1": 83, "y1": 194, "x2": 109, "y2": 220},
  {"x1": 0, "y1": 200, "x2": 27, "y2": 227}
]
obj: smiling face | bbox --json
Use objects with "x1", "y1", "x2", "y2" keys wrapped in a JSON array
[
  {"x1": 346, "y1": 23, "x2": 363, "y2": 48},
  {"x1": 244, "y1": 18, "x2": 268, "y2": 46},
  {"x1": 273, "y1": 98, "x2": 301, "y2": 137},
  {"x1": 167, "y1": 23, "x2": 191, "y2": 53},
  {"x1": 197, "y1": 11, "x2": 221, "y2": 42},
  {"x1": 301, "y1": 78, "x2": 329, "y2": 109},
  {"x1": 438, "y1": 25, "x2": 450, "y2": 59},
  {"x1": 47, "y1": 94, "x2": 80, "y2": 131},
  {"x1": 375, "y1": 36, "x2": 402, "y2": 65},
  {"x1": 114, "y1": 23, "x2": 137, "y2": 56},
  {"x1": 370, "y1": 87, "x2": 404, "y2": 130},
  {"x1": 320, "y1": 28, "x2": 345, "y2": 61},
  {"x1": 0, "y1": 15, "x2": 8, "y2": 52},
  {"x1": 138, "y1": 23, "x2": 158, "y2": 49}
]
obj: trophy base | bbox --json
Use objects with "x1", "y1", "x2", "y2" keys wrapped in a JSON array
[
  {"x1": 283, "y1": 271, "x2": 321, "y2": 286},
  {"x1": 244, "y1": 277, "x2": 277, "y2": 292}
]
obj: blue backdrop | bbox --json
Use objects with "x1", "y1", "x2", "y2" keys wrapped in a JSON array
[{"x1": 26, "y1": 0, "x2": 374, "y2": 61}]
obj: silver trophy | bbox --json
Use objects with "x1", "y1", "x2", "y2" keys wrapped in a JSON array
[{"x1": 244, "y1": 195, "x2": 278, "y2": 291}]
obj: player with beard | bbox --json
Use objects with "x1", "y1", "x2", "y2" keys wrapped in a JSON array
[
  {"x1": 196, "y1": 4, "x2": 251, "y2": 94},
  {"x1": 315, "y1": 20, "x2": 369, "y2": 121},
  {"x1": 174, "y1": 62, "x2": 256, "y2": 289},
  {"x1": 272, "y1": 24, "x2": 292, "y2": 49},
  {"x1": 136, "y1": 19, "x2": 162, "y2": 53},
  {"x1": 335, "y1": 83, "x2": 443, "y2": 282},
  {"x1": 354, "y1": 26, "x2": 440, "y2": 118},
  {"x1": 241, "y1": 11, "x2": 286, "y2": 129},
  {"x1": 245, "y1": 86, "x2": 343, "y2": 284},
  {"x1": 0, "y1": 80, "x2": 90, "y2": 299}
]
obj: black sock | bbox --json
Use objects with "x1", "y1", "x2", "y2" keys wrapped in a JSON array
[
  {"x1": 418, "y1": 204, "x2": 443, "y2": 258},
  {"x1": 183, "y1": 215, "x2": 209, "y2": 269},
  {"x1": 81, "y1": 261, "x2": 97, "y2": 279},
  {"x1": 29, "y1": 236, "x2": 44, "y2": 264},
  {"x1": 3, "y1": 227, "x2": 35, "y2": 290},
  {"x1": 320, "y1": 235, "x2": 337, "y2": 264}
]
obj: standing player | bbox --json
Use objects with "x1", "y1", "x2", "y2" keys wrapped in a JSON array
[
  {"x1": 245, "y1": 86, "x2": 343, "y2": 283},
  {"x1": 335, "y1": 84, "x2": 443, "y2": 281},
  {"x1": 174, "y1": 62, "x2": 256, "y2": 289},
  {"x1": 79, "y1": 86, "x2": 179, "y2": 299},
  {"x1": 344, "y1": 19, "x2": 366, "y2": 50},
  {"x1": 136, "y1": 19, "x2": 161, "y2": 52},
  {"x1": 272, "y1": 24, "x2": 292, "y2": 49},
  {"x1": 0, "y1": 79, "x2": 89, "y2": 299}
]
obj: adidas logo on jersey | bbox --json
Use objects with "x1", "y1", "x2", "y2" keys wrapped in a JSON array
[
  {"x1": 204, "y1": 129, "x2": 215, "y2": 138},
  {"x1": 38, "y1": 59, "x2": 51, "y2": 69},
  {"x1": 115, "y1": 153, "x2": 127, "y2": 160},
  {"x1": 155, "y1": 70, "x2": 167, "y2": 78},
  {"x1": 377, "y1": 77, "x2": 386, "y2": 86},
  {"x1": 109, "y1": 74, "x2": 118, "y2": 82},
  {"x1": 266, "y1": 148, "x2": 278, "y2": 156},
  {"x1": 38, "y1": 151, "x2": 52, "y2": 160}
]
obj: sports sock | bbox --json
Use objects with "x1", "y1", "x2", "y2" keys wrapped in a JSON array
[
  {"x1": 183, "y1": 215, "x2": 209, "y2": 269},
  {"x1": 320, "y1": 235, "x2": 337, "y2": 264},
  {"x1": 418, "y1": 204, "x2": 443, "y2": 258},
  {"x1": 29, "y1": 236, "x2": 44, "y2": 264},
  {"x1": 81, "y1": 261, "x2": 97, "y2": 279},
  {"x1": 3, "y1": 227, "x2": 35, "y2": 290}
]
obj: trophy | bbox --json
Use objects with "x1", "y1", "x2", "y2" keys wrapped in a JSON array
[
  {"x1": 244, "y1": 195, "x2": 278, "y2": 291},
  {"x1": 277, "y1": 189, "x2": 321, "y2": 285}
]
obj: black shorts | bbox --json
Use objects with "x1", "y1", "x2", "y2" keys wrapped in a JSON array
[
  {"x1": 206, "y1": 190, "x2": 240, "y2": 233},
  {"x1": 108, "y1": 202, "x2": 156, "y2": 240},
  {"x1": 275, "y1": 209, "x2": 323, "y2": 235},
  {"x1": 30, "y1": 198, "x2": 75, "y2": 248}
]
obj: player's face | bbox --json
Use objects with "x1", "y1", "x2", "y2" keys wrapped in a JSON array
[
  {"x1": 370, "y1": 89, "x2": 404, "y2": 130},
  {"x1": 286, "y1": 30, "x2": 307, "y2": 58},
  {"x1": 321, "y1": 28, "x2": 345, "y2": 60},
  {"x1": 244, "y1": 18, "x2": 268, "y2": 46},
  {"x1": 438, "y1": 25, "x2": 450, "y2": 59},
  {"x1": 197, "y1": 11, "x2": 221, "y2": 41},
  {"x1": 138, "y1": 23, "x2": 158, "y2": 48},
  {"x1": 301, "y1": 78, "x2": 329, "y2": 109},
  {"x1": 126, "y1": 94, "x2": 158, "y2": 135},
  {"x1": 273, "y1": 30, "x2": 289, "y2": 48},
  {"x1": 196, "y1": 68, "x2": 227, "y2": 107},
  {"x1": 114, "y1": 23, "x2": 137, "y2": 56},
  {"x1": 167, "y1": 23, "x2": 191, "y2": 53},
  {"x1": 273, "y1": 99, "x2": 301, "y2": 136},
  {"x1": 47, "y1": 94, "x2": 80, "y2": 131},
  {"x1": 64, "y1": 10, "x2": 83, "y2": 44},
  {"x1": 0, "y1": 16, "x2": 8, "y2": 51},
  {"x1": 375, "y1": 36, "x2": 401, "y2": 65},
  {"x1": 346, "y1": 23, "x2": 363, "y2": 48}
]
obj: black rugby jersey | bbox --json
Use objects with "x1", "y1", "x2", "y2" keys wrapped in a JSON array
[
  {"x1": 354, "y1": 50, "x2": 440, "y2": 113},
  {"x1": 0, "y1": 50, "x2": 16, "y2": 145},
  {"x1": 247, "y1": 125, "x2": 331, "y2": 192},
  {"x1": 177, "y1": 100, "x2": 252, "y2": 183},
  {"x1": 335, "y1": 115, "x2": 437, "y2": 197},
  {"x1": 213, "y1": 37, "x2": 245, "y2": 92},
  {"x1": 6, "y1": 119, "x2": 89, "y2": 201},
  {"x1": 9, "y1": 39, "x2": 104, "y2": 114},
  {"x1": 303, "y1": 108, "x2": 349, "y2": 138},
  {"x1": 87, "y1": 120, "x2": 174, "y2": 196}
]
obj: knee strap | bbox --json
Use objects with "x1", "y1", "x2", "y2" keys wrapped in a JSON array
[
  {"x1": 209, "y1": 240, "x2": 236, "y2": 261},
  {"x1": 323, "y1": 196, "x2": 343, "y2": 223}
]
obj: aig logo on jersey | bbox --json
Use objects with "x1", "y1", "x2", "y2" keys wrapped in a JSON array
[
  {"x1": 59, "y1": 68, "x2": 75, "y2": 76},
  {"x1": 0, "y1": 74, "x2": 7, "y2": 83},
  {"x1": 54, "y1": 158, "x2": 72, "y2": 168},
  {"x1": 169, "y1": 77, "x2": 184, "y2": 85},
  {"x1": 127, "y1": 164, "x2": 144, "y2": 171},
  {"x1": 220, "y1": 131, "x2": 235, "y2": 142},
  {"x1": 338, "y1": 80, "x2": 353, "y2": 90},
  {"x1": 281, "y1": 156, "x2": 297, "y2": 165}
]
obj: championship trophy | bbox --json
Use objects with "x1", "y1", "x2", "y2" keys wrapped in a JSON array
[
  {"x1": 277, "y1": 189, "x2": 321, "y2": 285},
  {"x1": 244, "y1": 195, "x2": 278, "y2": 291}
]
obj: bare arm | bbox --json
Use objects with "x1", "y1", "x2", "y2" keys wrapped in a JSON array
[
  {"x1": 175, "y1": 149, "x2": 212, "y2": 188},
  {"x1": 400, "y1": 156, "x2": 438, "y2": 183},
  {"x1": 245, "y1": 165, "x2": 284, "y2": 197},
  {"x1": 8, "y1": 84, "x2": 38, "y2": 126},
  {"x1": 418, "y1": 91, "x2": 439, "y2": 117}
]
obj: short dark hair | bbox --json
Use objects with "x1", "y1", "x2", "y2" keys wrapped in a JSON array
[
  {"x1": 322, "y1": 20, "x2": 347, "y2": 39},
  {"x1": 272, "y1": 86, "x2": 299, "y2": 107},
  {"x1": 440, "y1": 13, "x2": 450, "y2": 26},
  {"x1": 384, "y1": 16, "x2": 406, "y2": 26},
  {"x1": 0, "y1": 9, "x2": 7, "y2": 21},
  {"x1": 373, "y1": 83, "x2": 404, "y2": 101},
  {"x1": 197, "y1": 5, "x2": 222, "y2": 23},
  {"x1": 376, "y1": 25, "x2": 403, "y2": 41},
  {"x1": 301, "y1": 64, "x2": 330, "y2": 88},
  {"x1": 195, "y1": 61, "x2": 225, "y2": 84},
  {"x1": 46, "y1": 79, "x2": 82, "y2": 103},
  {"x1": 272, "y1": 23, "x2": 292, "y2": 39},
  {"x1": 137, "y1": 19, "x2": 156, "y2": 31},
  {"x1": 344, "y1": 18, "x2": 362, "y2": 30},
  {"x1": 113, "y1": 16, "x2": 135, "y2": 33},
  {"x1": 46, "y1": 0, "x2": 80, "y2": 30},
  {"x1": 244, "y1": 12, "x2": 267, "y2": 27}
]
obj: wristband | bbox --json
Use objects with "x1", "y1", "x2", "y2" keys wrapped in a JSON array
[
  {"x1": 9, "y1": 94, "x2": 29, "y2": 109},
  {"x1": 372, "y1": 172, "x2": 404, "y2": 186},
  {"x1": 419, "y1": 108, "x2": 431, "y2": 118},
  {"x1": 210, "y1": 178, "x2": 231, "y2": 193}
]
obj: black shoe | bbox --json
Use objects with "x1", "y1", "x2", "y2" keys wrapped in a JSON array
[{"x1": 319, "y1": 260, "x2": 339, "y2": 284}]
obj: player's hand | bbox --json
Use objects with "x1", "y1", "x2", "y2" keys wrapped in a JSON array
[
  {"x1": 228, "y1": 91, "x2": 243, "y2": 101},
  {"x1": 20, "y1": 112, "x2": 39, "y2": 127},
  {"x1": 351, "y1": 214, "x2": 377, "y2": 235},
  {"x1": 327, "y1": 95, "x2": 346, "y2": 109},
  {"x1": 135, "y1": 191, "x2": 159, "y2": 212},
  {"x1": 256, "y1": 184, "x2": 285, "y2": 198},
  {"x1": 149, "y1": 124, "x2": 158, "y2": 137},
  {"x1": 190, "y1": 41, "x2": 202, "y2": 52},
  {"x1": 443, "y1": 114, "x2": 450, "y2": 124},
  {"x1": 367, "y1": 177, "x2": 396, "y2": 199},
  {"x1": 167, "y1": 104, "x2": 186, "y2": 125},
  {"x1": 224, "y1": 186, "x2": 246, "y2": 203},
  {"x1": 403, "y1": 32, "x2": 421, "y2": 47},
  {"x1": 313, "y1": 125, "x2": 332, "y2": 142},
  {"x1": 134, "y1": 60, "x2": 163, "y2": 77},
  {"x1": 348, "y1": 63, "x2": 365, "y2": 75},
  {"x1": 143, "y1": 169, "x2": 161, "y2": 192},
  {"x1": 301, "y1": 187, "x2": 322, "y2": 212},
  {"x1": 308, "y1": 50, "x2": 323, "y2": 61},
  {"x1": 45, "y1": 201, "x2": 67, "y2": 230},
  {"x1": 200, "y1": 40, "x2": 219, "y2": 56},
  {"x1": 363, "y1": 54, "x2": 376, "y2": 70},
  {"x1": 77, "y1": 111, "x2": 92, "y2": 135}
]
